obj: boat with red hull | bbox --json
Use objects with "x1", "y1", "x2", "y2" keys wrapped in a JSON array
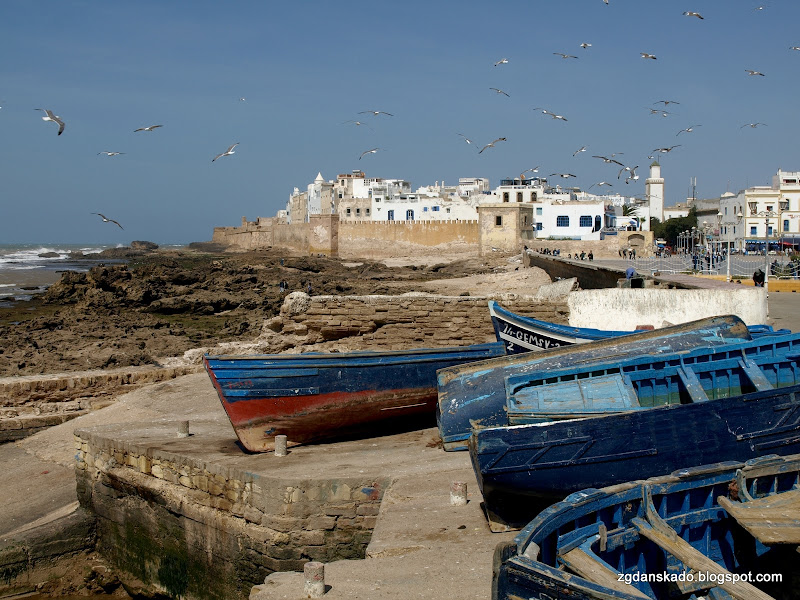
[{"x1": 204, "y1": 342, "x2": 505, "y2": 452}]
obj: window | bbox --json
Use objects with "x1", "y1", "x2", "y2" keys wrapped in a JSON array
[
  {"x1": 750, "y1": 226, "x2": 757, "y2": 236},
  {"x1": 356, "y1": 208, "x2": 361, "y2": 216},
  {"x1": 432, "y1": 206, "x2": 440, "y2": 211},
  {"x1": 594, "y1": 215, "x2": 602, "y2": 232},
  {"x1": 768, "y1": 225, "x2": 774, "y2": 236},
  {"x1": 785, "y1": 220, "x2": 790, "y2": 232},
  {"x1": 446, "y1": 207, "x2": 451, "y2": 213},
  {"x1": 366, "y1": 208, "x2": 370, "y2": 216},
  {"x1": 338, "y1": 193, "x2": 343, "y2": 199},
  {"x1": 517, "y1": 192, "x2": 523, "y2": 202},
  {"x1": 346, "y1": 208, "x2": 351, "y2": 216},
  {"x1": 523, "y1": 215, "x2": 529, "y2": 226},
  {"x1": 579, "y1": 215, "x2": 592, "y2": 227},
  {"x1": 406, "y1": 209, "x2": 414, "y2": 221},
  {"x1": 495, "y1": 216, "x2": 503, "y2": 226},
  {"x1": 536, "y1": 223, "x2": 543, "y2": 231},
  {"x1": 767, "y1": 205, "x2": 774, "y2": 212},
  {"x1": 387, "y1": 210, "x2": 395, "y2": 221},
  {"x1": 536, "y1": 207, "x2": 543, "y2": 215},
  {"x1": 556, "y1": 215, "x2": 569, "y2": 227},
  {"x1": 503, "y1": 192, "x2": 509, "y2": 202},
  {"x1": 423, "y1": 206, "x2": 428, "y2": 212},
  {"x1": 532, "y1": 192, "x2": 538, "y2": 201}
]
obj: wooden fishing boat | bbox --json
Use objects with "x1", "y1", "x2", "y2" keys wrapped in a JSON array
[
  {"x1": 203, "y1": 341, "x2": 505, "y2": 452},
  {"x1": 470, "y1": 350, "x2": 800, "y2": 525},
  {"x1": 493, "y1": 453, "x2": 800, "y2": 600},
  {"x1": 489, "y1": 300, "x2": 643, "y2": 353},
  {"x1": 489, "y1": 300, "x2": 790, "y2": 354},
  {"x1": 437, "y1": 315, "x2": 754, "y2": 452}
]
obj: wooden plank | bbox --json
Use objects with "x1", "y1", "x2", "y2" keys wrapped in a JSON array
[
  {"x1": 738, "y1": 358, "x2": 774, "y2": 392},
  {"x1": 632, "y1": 517, "x2": 776, "y2": 600},
  {"x1": 718, "y1": 489, "x2": 800, "y2": 544},
  {"x1": 560, "y1": 547, "x2": 651, "y2": 599},
  {"x1": 677, "y1": 367, "x2": 710, "y2": 402}
]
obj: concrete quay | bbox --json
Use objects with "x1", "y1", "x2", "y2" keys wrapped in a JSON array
[{"x1": 2, "y1": 372, "x2": 514, "y2": 599}]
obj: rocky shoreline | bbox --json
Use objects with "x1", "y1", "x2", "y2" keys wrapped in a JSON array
[{"x1": 1, "y1": 245, "x2": 513, "y2": 377}]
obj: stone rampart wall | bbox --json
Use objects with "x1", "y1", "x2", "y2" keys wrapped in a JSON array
[
  {"x1": 0, "y1": 365, "x2": 201, "y2": 443},
  {"x1": 337, "y1": 220, "x2": 479, "y2": 258},
  {"x1": 74, "y1": 426, "x2": 388, "y2": 600},
  {"x1": 262, "y1": 292, "x2": 568, "y2": 353}
]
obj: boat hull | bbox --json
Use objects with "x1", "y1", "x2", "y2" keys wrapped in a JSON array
[
  {"x1": 494, "y1": 454, "x2": 800, "y2": 600},
  {"x1": 437, "y1": 315, "x2": 753, "y2": 451},
  {"x1": 204, "y1": 342, "x2": 505, "y2": 452},
  {"x1": 471, "y1": 384, "x2": 800, "y2": 523}
]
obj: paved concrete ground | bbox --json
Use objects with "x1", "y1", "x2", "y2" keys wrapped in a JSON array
[{"x1": 5, "y1": 282, "x2": 800, "y2": 598}]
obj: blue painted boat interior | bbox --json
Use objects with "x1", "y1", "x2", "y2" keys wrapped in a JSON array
[{"x1": 496, "y1": 454, "x2": 800, "y2": 600}]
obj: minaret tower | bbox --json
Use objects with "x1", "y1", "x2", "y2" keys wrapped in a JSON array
[{"x1": 645, "y1": 161, "x2": 665, "y2": 222}]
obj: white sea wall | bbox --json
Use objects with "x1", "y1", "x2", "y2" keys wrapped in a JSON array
[{"x1": 567, "y1": 288, "x2": 767, "y2": 330}]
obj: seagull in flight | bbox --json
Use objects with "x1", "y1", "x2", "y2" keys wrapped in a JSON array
[
  {"x1": 489, "y1": 87, "x2": 510, "y2": 97},
  {"x1": 212, "y1": 143, "x2": 239, "y2": 162},
  {"x1": 493, "y1": 58, "x2": 509, "y2": 66},
  {"x1": 35, "y1": 109, "x2": 65, "y2": 135},
  {"x1": 134, "y1": 124, "x2": 163, "y2": 132},
  {"x1": 342, "y1": 120, "x2": 373, "y2": 130},
  {"x1": 683, "y1": 11, "x2": 704, "y2": 19},
  {"x1": 618, "y1": 165, "x2": 639, "y2": 180},
  {"x1": 791, "y1": 46, "x2": 800, "y2": 51},
  {"x1": 655, "y1": 99, "x2": 680, "y2": 106},
  {"x1": 359, "y1": 147, "x2": 381, "y2": 160},
  {"x1": 553, "y1": 52, "x2": 578, "y2": 59},
  {"x1": 593, "y1": 155, "x2": 624, "y2": 166},
  {"x1": 741, "y1": 122, "x2": 767, "y2": 128},
  {"x1": 580, "y1": 43, "x2": 592, "y2": 49},
  {"x1": 478, "y1": 137, "x2": 507, "y2": 154},
  {"x1": 93, "y1": 213, "x2": 124, "y2": 229},
  {"x1": 520, "y1": 166, "x2": 541, "y2": 177},
  {"x1": 641, "y1": 52, "x2": 657, "y2": 60},
  {"x1": 533, "y1": 108, "x2": 568, "y2": 121},
  {"x1": 677, "y1": 125, "x2": 701, "y2": 135},
  {"x1": 549, "y1": 173, "x2": 577, "y2": 179},
  {"x1": 358, "y1": 110, "x2": 393, "y2": 117},
  {"x1": 646, "y1": 108, "x2": 672, "y2": 117},
  {"x1": 745, "y1": 69, "x2": 765, "y2": 76},
  {"x1": 239, "y1": 97, "x2": 246, "y2": 101},
  {"x1": 457, "y1": 133, "x2": 474, "y2": 145},
  {"x1": 573, "y1": 146, "x2": 587, "y2": 157},
  {"x1": 98, "y1": 151, "x2": 125, "y2": 156},
  {"x1": 588, "y1": 181, "x2": 613, "y2": 190},
  {"x1": 653, "y1": 145, "x2": 681, "y2": 153}
]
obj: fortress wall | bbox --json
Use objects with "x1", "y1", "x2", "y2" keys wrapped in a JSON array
[
  {"x1": 265, "y1": 292, "x2": 567, "y2": 352},
  {"x1": 337, "y1": 220, "x2": 479, "y2": 258}
]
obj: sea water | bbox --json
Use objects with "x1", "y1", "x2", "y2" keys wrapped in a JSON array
[{"x1": 0, "y1": 243, "x2": 127, "y2": 306}]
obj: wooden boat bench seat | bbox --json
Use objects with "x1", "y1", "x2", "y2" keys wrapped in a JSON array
[
  {"x1": 631, "y1": 515, "x2": 776, "y2": 600},
  {"x1": 717, "y1": 488, "x2": 800, "y2": 545},
  {"x1": 559, "y1": 542, "x2": 651, "y2": 599}
]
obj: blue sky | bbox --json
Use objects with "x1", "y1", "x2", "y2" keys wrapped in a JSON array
[{"x1": 1, "y1": 0, "x2": 798, "y2": 244}]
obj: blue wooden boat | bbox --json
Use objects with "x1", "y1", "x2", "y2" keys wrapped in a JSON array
[
  {"x1": 470, "y1": 354, "x2": 800, "y2": 524},
  {"x1": 503, "y1": 332, "x2": 800, "y2": 424},
  {"x1": 437, "y1": 315, "x2": 754, "y2": 452},
  {"x1": 489, "y1": 300, "x2": 644, "y2": 354},
  {"x1": 493, "y1": 453, "x2": 800, "y2": 600},
  {"x1": 203, "y1": 341, "x2": 504, "y2": 452},
  {"x1": 489, "y1": 300, "x2": 790, "y2": 355}
]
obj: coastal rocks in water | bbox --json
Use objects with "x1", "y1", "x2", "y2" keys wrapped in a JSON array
[
  {"x1": 131, "y1": 240, "x2": 159, "y2": 251},
  {"x1": 38, "y1": 251, "x2": 60, "y2": 258}
]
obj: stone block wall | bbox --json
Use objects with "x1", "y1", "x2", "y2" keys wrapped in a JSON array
[
  {"x1": 0, "y1": 365, "x2": 201, "y2": 443},
  {"x1": 262, "y1": 293, "x2": 568, "y2": 353},
  {"x1": 74, "y1": 427, "x2": 390, "y2": 600}
]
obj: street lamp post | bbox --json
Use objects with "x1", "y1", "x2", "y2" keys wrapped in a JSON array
[
  {"x1": 722, "y1": 209, "x2": 744, "y2": 282},
  {"x1": 749, "y1": 202, "x2": 778, "y2": 317}
]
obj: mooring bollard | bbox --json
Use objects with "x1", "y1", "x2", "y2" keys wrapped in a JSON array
[
  {"x1": 274, "y1": 434, "x2": 288, "y2": 457},
  {"x1": 450, "y1": 481, "x2": 468, "y2": 506},
  {"x1": 303, "y1": 561, "x2": 325, "y2": 598},
  {"x1": 177, "y1": 421, "x2": 190, "y2": 438}
]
